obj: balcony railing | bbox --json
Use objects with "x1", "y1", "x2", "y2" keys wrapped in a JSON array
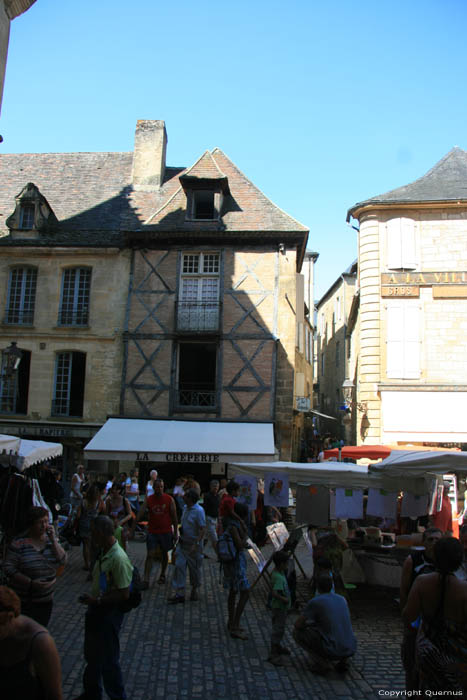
[
  {"x1": 176, "y1": 389, "x2": 216, "y2": 408},
  {"x1": 175, "y1": 301, "x2": 221, "y2": 332}
]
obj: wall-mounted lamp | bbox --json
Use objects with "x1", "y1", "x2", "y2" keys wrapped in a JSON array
[
  {"x1": 1, "y1": 342, "x2": 23, "y2": 378},
  {"x1": 278, "y1": 243, "x2": 286, "y2": 254},
  {"x1": 342, "y1": 378, "x2": 367, "y2": 414}
]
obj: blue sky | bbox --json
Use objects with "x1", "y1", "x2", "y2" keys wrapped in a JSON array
[{"x1": 2, "y1": 0, "x2": 467, "y2": 298}]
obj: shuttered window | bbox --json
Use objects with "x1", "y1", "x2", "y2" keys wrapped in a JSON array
[
  {"x1": 386, "y1": 218, "x2": 417, "y2": 270},
  {"x1": 386, "y1": 302, "x2": 421, "y2": 379}
]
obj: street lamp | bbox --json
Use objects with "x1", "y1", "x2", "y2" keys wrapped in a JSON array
[
  {"x1": 341, "y1": 378, "x2": 367, "y2": 414},
  {"x1": 1, "y1": 342, "x2": 23, "y2": 377}
]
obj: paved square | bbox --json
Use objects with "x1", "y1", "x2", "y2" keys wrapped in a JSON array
[{"x1": 50, "y1": 539, "x2": 404, "y2": 699}]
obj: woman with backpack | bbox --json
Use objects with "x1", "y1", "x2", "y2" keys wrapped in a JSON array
[{"x1": 222, "y1": 501, "x2": 250, "y2": 640}]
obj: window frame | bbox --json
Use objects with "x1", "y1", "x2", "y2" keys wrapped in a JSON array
[
  {"x1": 52, "y1": 350, "x2": 86, "y2": 417},
  {"x1": 19, "y1": 203, "x2": 35, "y2": 230},
  {"x1": 5, "y1": 266, "x2": 38, "y2": 325},
  {"x1": 58, "y1": 267, "x2": 92, "y2": 327}
]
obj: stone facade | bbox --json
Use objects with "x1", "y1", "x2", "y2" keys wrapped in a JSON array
[
  {"x1": 0, "y1": 120, "x2": 312, "y2": 480},
  {"x1": 347, "y1": 148, "x2": 467, "y2": 446},
  {"x1": 316, "y1": 263, "x2": 357, "y2": 440}
]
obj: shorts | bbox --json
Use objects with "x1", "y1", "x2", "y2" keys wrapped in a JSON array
[{"x1": 146, "y1": 532, "x2": 173, "y2": 553}]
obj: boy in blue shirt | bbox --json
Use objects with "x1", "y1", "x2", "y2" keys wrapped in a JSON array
[{"x1": 268, "y1": 550, "x2": 291, "y2": 665}]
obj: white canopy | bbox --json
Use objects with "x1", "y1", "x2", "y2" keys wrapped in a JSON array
[
  {"x1": 370, "y1": 450, "x2": 467, "y2": 478},
  {"x1": 230, "y1": 460, "x2": 429, "y2": 494},
  {"x1": 84, "y1": 418, "x2": 276, "y2": 463},
  {"x1": 0, "y1": 434, "x2": 20, "y2": 455},
  {"x1": 16, "y1": 439, "x2": 63, "y2": 471}
]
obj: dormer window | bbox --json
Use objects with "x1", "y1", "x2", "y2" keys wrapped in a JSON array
[
  {"x1": 19, "y1": 203, "x2": 35, "y2": 230},
  {"x1": 193, "y1": 190, "x2": 215, "y2": 220},
  {"x1": 6, "y1": 182, "x2": 58, "y2": 237}
]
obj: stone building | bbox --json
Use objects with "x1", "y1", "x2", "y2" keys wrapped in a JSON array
[
  {"x1": 347, "y1": 147, "x2": 467, "y2": 447},
  {"x1": 315, "y1": 261, "x2": 357, "y2": 441},
  {"x1": 0, "y1": 120, "x2": 313, "y2": 484},
  {"x1": 0, "y1": 154, "x2": 131, "y2": 478},
  {"x1": 0, "y1": 0, "x2": 36, "y2": 115}
]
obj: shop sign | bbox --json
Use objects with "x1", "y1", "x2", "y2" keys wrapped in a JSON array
[
  {"x1": 296, "y1": 397, "x2": 310, "y2": 412},
  {"x1": 381, "y1": 271, "x2": 467, "y2": 285},
  {"x1": 136, "y1": 452, "x2": 220, "y2": 463}
]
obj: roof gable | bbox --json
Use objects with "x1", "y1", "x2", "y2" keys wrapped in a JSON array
[{"x1": 348, "y1": 147, "x2": 467, "y2": 220}]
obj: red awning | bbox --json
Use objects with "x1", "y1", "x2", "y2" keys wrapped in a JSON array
[{"x1": 323, "y1": 445, "x2": 392, "y2": 461}]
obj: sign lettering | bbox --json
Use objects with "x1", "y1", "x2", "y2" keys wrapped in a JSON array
[
  {"x1": 381, "y1": 286, "x2": 419, "y2": 298},
  {"x1": 381, "y1": 271, "x2": 467, "y2": 285}
]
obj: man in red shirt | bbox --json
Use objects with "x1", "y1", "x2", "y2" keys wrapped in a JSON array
[{"x1": 137, "y1": 478, "x2": 178, "y2": 589}]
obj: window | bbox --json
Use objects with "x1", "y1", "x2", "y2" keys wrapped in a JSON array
[
  {"x1": 0, "y1": 349, "x2": 31, "y2": 414},
  {"x1": 59, "y1": 268, "x2": 91, "y2": 326},
  {"x1": 335, "y1": 295, "x2": 341, "y2": 323},
  {"x1": 386, "y1": 302, "x2": 421, "y2": 379},
  {"x1": 19, "y1": 203, "x2": 35, "y2": 230},
  {"x1": 5, "y1": 267, "x2": 38, "y2": 324},
  {"x1": 176, "y1": 342, "x2": 217, "y2": 409},
  {"x1": 193, "y1": 190, "x2": 215, "y2": 219},
  {"x1": 386, "y1": 218, "x2": 417, "y2": 270},
  {"x1": 52, "y1": 351, "x2": 86, "y2": 416},
  {"x1": 177, "y1": 252, "x2": 220, "y2": 331},
  {"x1": 335, "y1": 341, "x2": 340, "y2": 367},
  {"x1": 321, "y1": 352, "x2": 325, "y2": 376}
]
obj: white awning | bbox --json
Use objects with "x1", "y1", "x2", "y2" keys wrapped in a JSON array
[
  {"x1": 84, "y1": 419, "x2": 276, "y2": 463},
  {"x1": 309, "y1": 409, "x2": 338, "y2": 421}
]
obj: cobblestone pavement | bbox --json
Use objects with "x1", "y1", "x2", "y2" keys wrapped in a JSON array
[{"x1": 50, "y1": 539, "x2": 405, "y2": 700}]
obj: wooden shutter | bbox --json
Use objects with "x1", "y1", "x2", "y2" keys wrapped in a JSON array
[
  {"x1": 386, "y1": 302, "x2": 420, "y2": 379},
  {"x1": 403, "y1": 304, "x2": 420, "y2": 378},
  {"x1": 386, "y1": 303, "x2": 405, "y2": 378},
  {"x1": 400, "y1": 218, "x2": 416, "y2": 269},
  {"x1": 386, "y1": 219, "x2": 402, "y2": 269}
]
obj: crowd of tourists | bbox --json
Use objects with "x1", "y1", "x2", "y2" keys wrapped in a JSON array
[{"x1": 1, "y1": 461, "x2": 467, "y2": 698}]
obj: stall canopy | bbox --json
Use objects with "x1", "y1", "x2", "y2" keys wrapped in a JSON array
[
  {"x1": 370, "y1": 450, "x2": 467, "y2": 478},
  {"x1": 0, "y1": 434, "x2": 20, "y2": 455},
  {"x1": 324, "y1": 445, "x2": 392, "y2": 461},
  {"x1": 16, "y1": 439, "x2": 63, "y2": 471},
  {"x1": 84, "y1": 419, "x2": 276, "y2": 463},
  {"x1": 230, "y1": 460, "x2": 429, "y2": 494},
  {"x1": 0, "y1": 436, "x2": 63, "y2": 471}
]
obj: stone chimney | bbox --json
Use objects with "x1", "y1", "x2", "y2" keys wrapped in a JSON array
[{"x1": 132, "y1": 120, "x2": 167, "y2": 188}]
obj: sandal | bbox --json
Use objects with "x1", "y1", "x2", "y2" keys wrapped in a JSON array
[
  {"x1": 230, "y1": 629, "x2": 249, "y2": 640},
  {"x1": 158, "y1": 574, "x2": 166, "y2": 585}
]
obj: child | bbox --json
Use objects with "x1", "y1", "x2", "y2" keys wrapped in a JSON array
[{"x1": 268, "y1": 550, "x2": 292, "y2": 665}]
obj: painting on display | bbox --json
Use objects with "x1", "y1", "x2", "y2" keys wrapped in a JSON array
[
  {"x1": 232, "y1": 474, "x2": 258, "y2": 510},
  {"x1": 264, "y1": 473, "x2": 289, "y2": 508},
  {"x1": 266, "y1": 522, "x2": 290, "y2": 551},
  {"x1": 295, "y1": 484, "x2": 329, "y2": 526},
  {"x1": 246, "y1": 537, "x2": 267, "y2": 572},
  {"x1": 335, "y1": 487, "x2": 364, "y2": 519}
]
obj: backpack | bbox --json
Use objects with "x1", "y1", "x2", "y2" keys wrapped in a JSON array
[
  {"x1": 118, "y1": 565, "x2": 143, "y2": 613},
  {"x1": 217, "y1": 528, "x2": 237, "y2": 562}
]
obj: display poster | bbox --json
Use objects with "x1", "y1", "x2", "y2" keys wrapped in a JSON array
[
  {"x1": 246, "y1": 537, "x2": 267, "y2": 572},
  {"x1": 335, "y1": 487, "x2": 364, "y2": 519},
  {"x1": 295, "y1": 484, "x2": 329, "y2": 526},
  {"x1": 264, "y1": 473, "x2": 289, "y2": 508},
  {"x1": 367, "y1": 488, "x2": 398, "y2": 520},
  {"x1": 232, "y1": 474, "x2": 258, "y2": 511},
  {"x1": 401, "y1": 492, "x2": 429, "y2": 518},
  {"x1": 266, "y1": 522, "x2": 289, "y2": 550}
]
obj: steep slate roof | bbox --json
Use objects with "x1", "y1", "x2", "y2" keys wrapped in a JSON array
[
  {"x1": 347, "y1": 147, "x2": 467, "y2": 220},
  {"x1": 0, "y1": 148, "x2": 307, "y2": 247}
]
